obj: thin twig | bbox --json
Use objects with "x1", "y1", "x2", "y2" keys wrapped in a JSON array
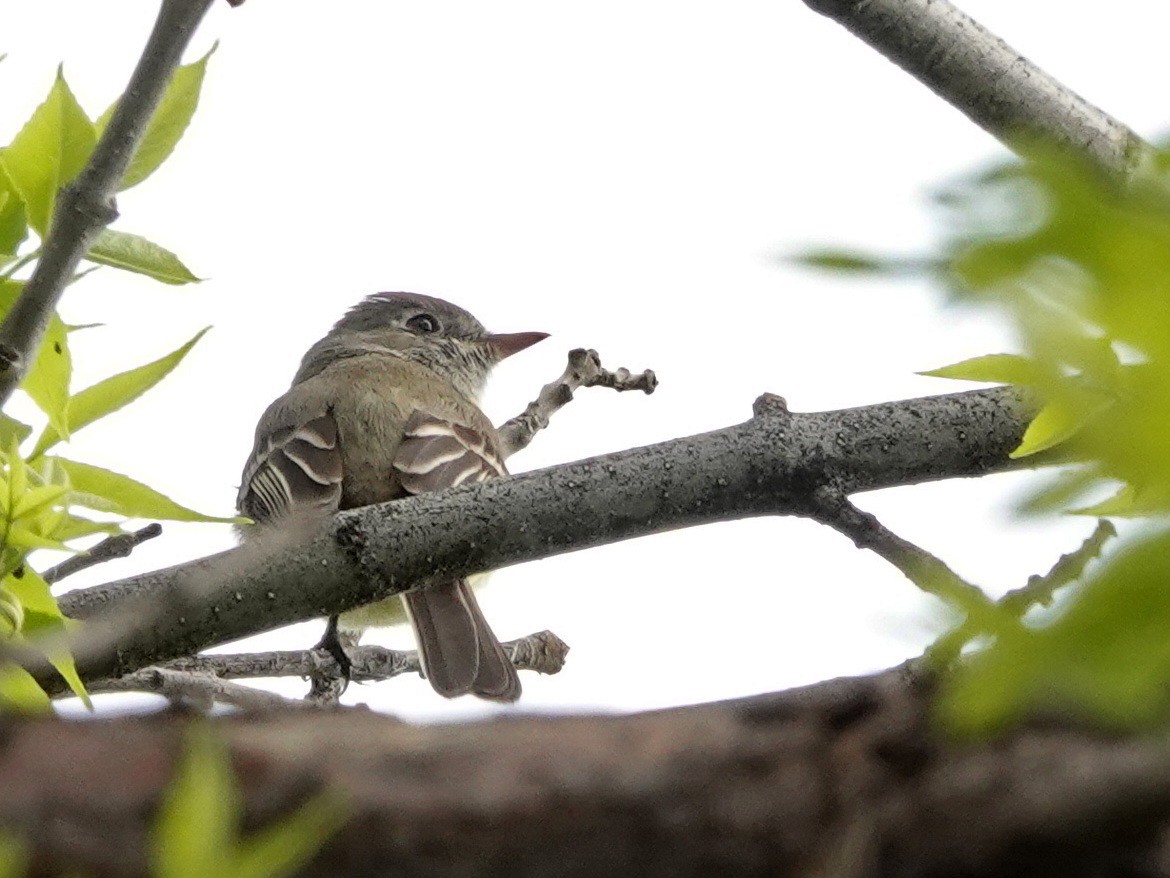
[
  {"x1": 71, "y1": 631, "x2": 569, "y2": 710},
  {"x1": 808, "y1": 487, "x2": 1005, "y2": 629},
  {"x1": 497, "y1": 348, "x2": 656, "y2": 457},
  {"x1": 43, "y1": 523, "x2": 163, "y2": 585},
  {"x1": 298, "y1": 630, "x2": 570, "y2": 704},
  {"x1": 926, "y1": 519, "x2": 1117, "y2": 664},
  {"x1": 87, "y1": 667, "x2": 305, "y2": 712},
  {"x1": 999, "y1": 519, "x2": 1117, "y2": 615},
  {"x1": 0, "y1": 0, "x2": 217, "y2": 406}
]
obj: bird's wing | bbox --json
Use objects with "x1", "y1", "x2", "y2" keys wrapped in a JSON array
[
  {"x1": 391, "y1": 409, "x2": 520, "y2": 702},
  {"x1": 237, "y1": 410, "x2": 344, "y2": 522},
  {"x1": 393, "y1": 410, "x2": 508, "y2": 493}
]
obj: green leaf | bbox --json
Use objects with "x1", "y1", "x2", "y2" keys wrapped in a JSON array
[
  {"x1": 97, "y1": 44, "x2": 216, "y2": 191},
  {"x1": 920, "y1": 353, "x2": 1047, "y2": 386},
  {"x1": 233, "y1": 791, "x2": 347, "y2": 878},
  {"x1": 943, "y1": 529, "x2": 1170, "y2": 734},
  {"x1": 6, "y1": 439, "x2": 26, "y2": 513},
  {"x1": 0, "y1": 831, "x2": 29, "y2": 878},
  {"x1": 5, "y1": 526, "x2": 69, "y2": 552},
  {"x1": 50, "y1": 457, "x2": 242, "y2": 523},
  {"x1": 31, "y1": 328, "x2": 210, "y2": 458},
  {"x1": 87, "y1": 229, "x2": 199, "y2": 285},
  {"x1": 1012, "y1": 395, "x2": 1110, "y2": 459},
  {"x1": 0, "y1": 586, "x2": 22, "y2": 636},
  {"x1": 0, "y1": 163, "x2": 28, "y2": 258},
  {"x1": 153, "y1": 727, "x2": 238, "y2": 878},
  {"x1": 0, "y1": 67, "x2": 96, "y2": 236},
  {"x1": 789, "y1": 248, "x2": 936, "y2": 276},
  {"x1": 0, "y1": 415, "x2": 31, "y2": 449},
  {"x1": 12, "y1": 484, "x2": 67, "y2": 521},
  {"x1": 5, "y1": 569, "x2": 59, "y2": 618},
  {"x1": 19, "y1": 604, "x2": 90, "y2": 709},
  {"x1": 1071, "y1": 485, "x2": 1136, "y2": 517},
  {"x1": 52, "y1": 513, "x2": 122, "y2": 542},
  {"x1": 20, "y1": 311, "x2": 71, "y2": 440},
  {"x1": 0, "y1": 665, "x2": 50, "y2": 713}
]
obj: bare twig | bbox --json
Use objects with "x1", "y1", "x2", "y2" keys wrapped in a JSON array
[
  {"x1": 72, "y1": 631, "x2": 569, "y2": 710},
  {"x1": 42, "y1": 523, "x2": 162, "y2": 585},
  {"x1": 926, "y1": 519, "x2": 1117, "y2": 664},
  {"x1": 301, "y1": 630, "x2": 568, "y2": 704},
  {"x1": 801, "y1": 0, "x2": 1151, "y2": 182},
  {"x1": 87, "y1": 667, "x2": 305, "y2": 712},
  {"x1": 497, "y1": 348, "x2": 656, "y2": 457},
  {"x1": 807, "y1": 487, "x2": 1000, "y2": 622},
  {"x1": 0, "y1": 0, "x2": 217, "y2": 406},
  {"x1": 999, "y1": 519, "x2": 1117, "y2": 615}
]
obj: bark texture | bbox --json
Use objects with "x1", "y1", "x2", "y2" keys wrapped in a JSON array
[
  {"x1": 6, "y1": 668, "x2": 1170, "y2": 878},
  {"x1": 802, "y1": 0, "x2": 1150, "y2": 180}
]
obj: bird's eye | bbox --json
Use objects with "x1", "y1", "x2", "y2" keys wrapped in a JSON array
[{"x1": 406, "y1": 313, "x2": 439, "y2": 333}]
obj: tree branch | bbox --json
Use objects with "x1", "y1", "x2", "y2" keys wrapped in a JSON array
[
  {"x1": 927, "y1": 519, "x2": 1117, "y2": 664},
  {"x1": 0, "y1": 0, "x2": 216, "y2": 406},
  {"x1": 25, "y1": 385, "x2": 1035, "y2": 694},
  {"x1": 42, "y1": 523, "x2": 162, "y2": 585},
  {"x1": 87, "y1": 667, "x2": 305, "y2": 712},
  {"x1": 806, "y1": 487, "x2": 993, "y2": 616},
  {"x1": 498, "y1": 348, "x2": 657, "y2": 457},
  {"x1": 77, "y1": 630, "x2": 569, "y2": 710},
  {"x1": 8, "y1": 666, "x2": 1170, "y2": 877},
  {"x1": 801, "y1": 0, "x2": 1151, "y2": 181}
]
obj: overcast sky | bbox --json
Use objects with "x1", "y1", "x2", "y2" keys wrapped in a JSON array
[{"x1": 5, "y1": 1, "x2": 1168, "y2": 720}]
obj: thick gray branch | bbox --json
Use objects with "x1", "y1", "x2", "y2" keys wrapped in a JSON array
[
  {"x1": 0, "y1": 0, "x2": 216, "y2": 405},
  {"x1": 33, "y1": 385, "x2": 1034, "y2": 693},
  {"x1": 802, "y1": 0, "x2": 1152, "y2": 181}
]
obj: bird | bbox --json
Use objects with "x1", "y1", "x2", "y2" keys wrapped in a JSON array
[{"x1": 236, "y1": 292, "x2": 547, "y2": 701}]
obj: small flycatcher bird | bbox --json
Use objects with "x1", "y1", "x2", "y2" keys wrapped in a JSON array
[{"x1": 237, "y1": 292, "x2": 547, "y2": 702}]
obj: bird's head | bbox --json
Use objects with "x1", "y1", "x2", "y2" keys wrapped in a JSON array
[{"x1": 299, "y1": 292, "x2": 548, "y2": 399}]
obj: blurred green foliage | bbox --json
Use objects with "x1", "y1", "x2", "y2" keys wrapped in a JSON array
[
  {"x1": 0, "y1": 49, "x2": 240, "y2": 711},
  {"x1": 0, "y1": 728, "x2": 346, "y2": 878},
  {"x1": 0, "y1": 833, "x2": 28, "y2": 878},
  {"x1": 153, "y1": 728, "x2": 347, "y2": 878},
  {"x1": 799, "y1": 142, "x2": 1170, "y2": 732}
]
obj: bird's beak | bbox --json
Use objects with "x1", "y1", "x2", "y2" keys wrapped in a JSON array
[{"x1": 482, "y1": 331, "x2": 550, "y2": 360}]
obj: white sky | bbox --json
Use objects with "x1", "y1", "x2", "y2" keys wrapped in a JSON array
[{"x1": 5, "y1": 1, "x2": 1167, "y2": 720}]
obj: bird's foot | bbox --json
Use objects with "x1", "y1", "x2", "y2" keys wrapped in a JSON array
[{"x1": 315, "y1": 615, "x2": 353, "y2": 685}]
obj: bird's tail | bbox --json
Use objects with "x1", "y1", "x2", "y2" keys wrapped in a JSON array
[{"x1": 401, "y1": 580, "x2": 521, "y2": 702}]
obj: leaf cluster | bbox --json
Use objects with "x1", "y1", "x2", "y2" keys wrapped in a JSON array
[
  {"x1": 800, "y1": 143, "x2": 1170, "y2": 732},
  {"x1": 0, "y1": 49, "x2": 239, "y2": 711}
]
